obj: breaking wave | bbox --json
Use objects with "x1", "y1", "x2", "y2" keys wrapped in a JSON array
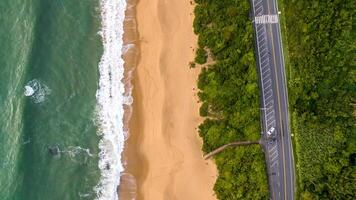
[
  {"x1": 95, "y1": 0, "x2": 128, "y2": 199},
  {"x1": 24, "y1": 79, "x2": 51, "y2": 103}
]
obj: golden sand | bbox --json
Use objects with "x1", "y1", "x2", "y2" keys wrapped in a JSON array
[{"x1": 120, "y1": 0, "x2": 217, "y2": 199}]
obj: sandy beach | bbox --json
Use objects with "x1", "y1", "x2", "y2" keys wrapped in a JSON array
[{"x1": 120, "y1": 0, "x2": 217, "y2": 199}]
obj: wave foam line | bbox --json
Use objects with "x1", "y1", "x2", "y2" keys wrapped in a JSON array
[{"x1": 95, "y1": 0, "x2": 127, "y2": 199}]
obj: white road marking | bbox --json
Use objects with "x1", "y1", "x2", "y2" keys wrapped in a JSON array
[
  {"x1": 270, "y1": 152, "x2": 278, "y2": 160},
  {"x1": 266, "y1": 110, "x2": 275, "y2": 118},
  {"x1": 267, "y1": 117, "x2": 275, "y2": 125},
  {"x1": 255, "y1": 15, "x2": 279, "y2": 24},
  {"x1": 265, "y1": 90, "x2": 273, "y2": 99},
  {"x1": 259, "y1": 37, "x2": 266, "y2": 44},
  {"x1": 259, "y1": 42, "x2": 266, "y2": 49},
  {"x1": 261, "y1": 59, "x2": 269, "y2": 66},
  {"x1": 269, "y1": 145, "x2": 277, "y2": 152},
  {"x1": 262, "y1": 73, "x2": 270, "y2": 81},
  {"x1": 257, "y1": 26, "x2": 265, "y2": 34},
  {"x1": 265, "y1": 101, "x2": 273, "y2": 108},
  {"x1": 265, "y1": 83, "x2": 272, "y2": 91},
  {"x1": 255, "y1": 1, "x2": 262, "y2": 7},
  {"x1": 255, "y1": 7, "x2": 263, "y2": 14},
  {"x1": 271, "y1": 160, "x2": 279, "y2": 168},
  {"x1": 260, "y1": 48, "x2": 267, "y2": 54},
  {"x1": 262, "y1": 68, "x2": 270, "y2": 76},
  {"x1": 269, "y1": 121, "x2": 276, "y2": 129}
]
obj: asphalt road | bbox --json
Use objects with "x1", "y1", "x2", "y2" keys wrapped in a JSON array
[{"x1": 250, "y1": 0, "x2": 295, "y2": 199}]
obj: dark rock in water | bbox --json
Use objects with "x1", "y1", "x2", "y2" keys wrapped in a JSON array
[
  {"x1": 48, "y1": 145, "x2": 60, "y2": 156},
  {"x1": 106, "y1": 163, "x2": 110, "y2": 170}
]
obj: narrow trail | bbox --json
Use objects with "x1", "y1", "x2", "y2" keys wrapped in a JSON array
[{"x1": 204, "y1": 140, "x2": 260, "y2": 159}]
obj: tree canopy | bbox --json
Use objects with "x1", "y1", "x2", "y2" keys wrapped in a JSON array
[
  {"x1": 193, "y1": 0, "x2": 269, "y2": 199},
  {"x1": 283, "y1": 0, "x2": 356, "y2": 198}
]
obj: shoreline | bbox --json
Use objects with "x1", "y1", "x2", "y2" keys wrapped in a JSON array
[
  {"x1": 119, "y1": 0, "x2": 140, "y2": 199},
  {"x1": 119, "y1": 0, "x2": 217, "y2": 199}
]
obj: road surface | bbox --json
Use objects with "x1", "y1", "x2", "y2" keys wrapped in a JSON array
[{"x1": 250, "y1": 0, "x2": 295, "y2": 199}]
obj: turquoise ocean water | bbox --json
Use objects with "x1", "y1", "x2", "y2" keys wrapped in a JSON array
[{"x1": 0, "y1": 0, "x2": 128, "y2": 199}]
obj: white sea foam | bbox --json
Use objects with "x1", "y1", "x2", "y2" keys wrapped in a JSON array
[
  {"x1": 24, "y1": 79, "x2": 51, "y2": 103},
  {"x1": 123, "y1": 95, "x2": 133, "y2": 105},
  {"x1": 122, "y1": 44, "x2": 134, "y2": 54},
  {"x1": 65, "y1": 146, "x2": 94, "y2": 157},
  {"x1": 24, "y1": 86, "x2": 34, "y2": 96},
  {"x1": 95, "y1": 0, "x2": 128, "y2": 200},
  {"x1": 62, "y1": 146, "x2": 94, "y2": 164}
]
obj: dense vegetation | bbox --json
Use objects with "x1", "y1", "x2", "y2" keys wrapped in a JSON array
[
  {"x1": 193, "y1": 0, "x2": 269, "y2": 199},
  {"x1": 282, "y1": 0, "x2": 356, "y2": 199}
]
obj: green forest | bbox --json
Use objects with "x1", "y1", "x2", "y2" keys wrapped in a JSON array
[
  {"x1": 282, "y1": 0, "x2": 356, "y2": 199},
  {"x1": 193, "y1": 0, "x2": 269, "y2": 199}
]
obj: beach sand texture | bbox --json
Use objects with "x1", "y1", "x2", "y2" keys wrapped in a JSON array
[{"x1": 121, "y1": 0, "x2": 217, "y2": 199}]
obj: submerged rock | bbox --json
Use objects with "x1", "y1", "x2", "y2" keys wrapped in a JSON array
[{"x1": 48, "y1": 145, "x2": 60, "y2": 156}]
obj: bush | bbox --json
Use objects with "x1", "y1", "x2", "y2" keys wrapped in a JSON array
[
  {"x1": 199, "y1": 102, "x2": 209, "y2": 117},
  {"x1": 195, "y1": 47, "x2": 208, "y2": 64}
]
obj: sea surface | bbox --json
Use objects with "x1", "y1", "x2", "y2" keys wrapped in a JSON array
[{"x1": 0, "y1": 0, "x2": 128, "y2": 199}]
